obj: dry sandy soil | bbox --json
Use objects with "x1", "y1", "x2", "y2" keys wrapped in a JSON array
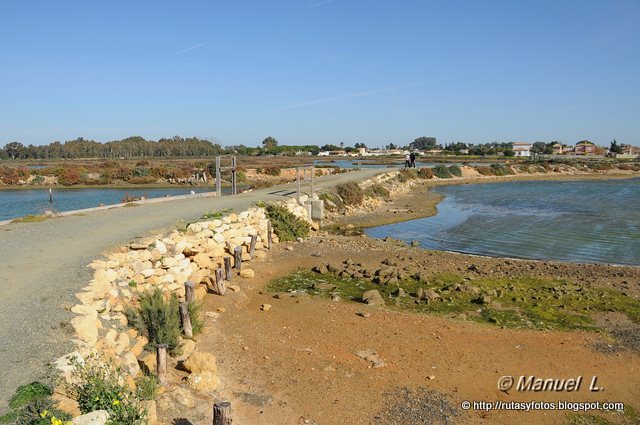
[{"x1": 151, "y1": 170, "x2": 640, "y2": 425}]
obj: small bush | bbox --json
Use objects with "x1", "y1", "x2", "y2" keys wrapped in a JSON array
[
  {"x1": 448, "y1": 165, "x2": 462, "y2": 177},
  {"x1": 0, "y1": 382, "x2": 72, "y2": 425},
  {"x1": 433, "y1": 165, "x2": 452, "y2": 178},
  {"x1": 260, "y1": 166, "x2": 281, "y2": 176},
  {"x1": 128, "y1": 176, "x2": 157, "y2": 184},
  {"x1": 475, "y1": 166, "x2": 492, "y2": 176},
  {"x1": 66, "y1": 356, "x2": 146, "y2": 424},
  {"x1": 318, "y1": 192, "x2": 343, "y2": 212},
  {"x1": 397, "y1": 168, "x2": 417, "y2": 182},
  {"x1": 57, "y1": 167, "x2": 83, "y2": 185},
  {"x1": 336, "y1": 182, "x2": 364, "y2": 206},
  {"x1": 364, "y1": 183, "x2": 390, "y2": 199},
  {"x1": 490, "y1": 164, "x2": 511, "y2": 176},
  {"x1": 125, "y1": 288, "x2": 181, "y2": 352},
  {"x1": 417, "y1": 167, "x2": 433, "y2": 179},
  {"x1": 135, "y1": 375, "x2": 158, "y2": 401},
  {"x1": 264, "y1": 203, "x2": 310, "y2": 242},
  {"x1": 188, "y1": 300, "x2": 203, "y2": 336}
]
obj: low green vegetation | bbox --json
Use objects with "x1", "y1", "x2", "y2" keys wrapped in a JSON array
[
  {"x1": 11, "y1": 214, "x2": 47, "y2": 223},
  {"x1": 336, "y1": 181, "x2": 364, "y2": 206},
  {"x1": 364, "y1": 183, "x2": 390, "y2": 199},
  {"x1": 397, "y1": 168, "x2": 417, "y2": 182},
  {"x1": 125, "y1": 288, "x2": 202, "y2": 354},
  {"x1": 432, "y1": 165, "x2": 452, "y2": 179},
  {"x1": 448, "y1": 165, "x2": 462, "y2": 177},
  {"x1": 566, "y1": 405, "x2": 640, "y2": 425},
  {"x1": 0, "y1": 382, "x2": 71, "y2": 425},
  {"x1": 65, "y1": 356, "x2": 146, "y2": 424},
  {"x1": 264, "y1": 203, "x2": 310, "y2": 242},
  {"x1": 318, "y1": 192, "x2": 344, "y2": 212},
  {"x1": 201, "y1": 208, "x2": 232, "y2": 220},
  {"x1": 417, "y1": 167, "x2": 434, "y2": 179},
  {"x1": 268, "y1": 270, "x2": 640, "y2": 331}
]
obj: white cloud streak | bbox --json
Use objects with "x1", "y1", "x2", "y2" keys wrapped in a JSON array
[
  {"x1": 176, "y1": 42, "x2": 208, "y2": 55},
  {"x1": 271, "y1": 82, "x2": 422, "y2": 113},
  {"x1": 310, "y1": 0, "x2": 336, "y2": 8}
]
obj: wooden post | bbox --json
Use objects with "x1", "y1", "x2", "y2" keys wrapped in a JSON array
[
  {"x1": 179, "y1": 302, "x2": 193, "y2": 338},
  {"x1": 213, "y1": 401, "x2": 232, "y2": 425},
  {"x1": 234, "y1": 246, "x2": 242, "y2": 270},
  {"x1": 184, "y1": 280, "x2": 196, "y2": 303},
  {"x1": 249, "y1": 234, "x2": 257, "y2": 259},
  {"x1": 214, "y1": 267, "x2": 226, "y2": 295},
  {"x1": 223, "y1": 257, "x2": 232, "y2": 281},
  {"x1": 310, "y1": 166, "x2": 314, "y2": 197},
  {"x1": 48, "y1": 188, "x2": 52, "y2": 203},
  {"x1": 215, "y1": 156, "x2": 221, "y2": 197},
  {"x1": 296, "y1": 168, "x2": 301, "y2": 203},
  {"x1": 156, "y1": 344, "x2": 167, "y2": 384},
  {"x1": 231, "y1": 156, "x2": 237, "y2": 195},
  {"x1": 267, "y1": 221, "x2": 272, "y2": 250}
]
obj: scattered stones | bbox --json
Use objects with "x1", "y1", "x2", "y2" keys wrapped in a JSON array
[
  {"x1": 357, "y1": 311, "x2": 372, "y2": 318},
  {"x1": 261, "y1": 304, "x2": 272, "y2": 311},
  {"x1": 240, "y1": 268, "x2": 255, "y2": 278},
  {"x1": 183, "y1": 352, "x2": 217, "y2": 374},
  {"x1": 72, "y1": 410, "x2": 109, "y2": 425},
  {"x1": 355, "y1": 349, "x2": 386, "y2": 368}
]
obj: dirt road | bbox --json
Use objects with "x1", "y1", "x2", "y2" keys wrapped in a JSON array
[{"x1": 0, "y1": 168, "x2": 383, "y2": 408}]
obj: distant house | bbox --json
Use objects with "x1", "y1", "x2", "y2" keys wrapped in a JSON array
[
  {"x1": 512, "y1": 142, "x2": 532, "y2": 157},
  {"x1": 621, "y1": 144, "x2": 636, "y2": 155},
  {"x1": 551, "y1": 143, "x2": 563, "y2": 155},
  {"x1": 574, "y1": 140, "x2": 597, "y2": 155}
]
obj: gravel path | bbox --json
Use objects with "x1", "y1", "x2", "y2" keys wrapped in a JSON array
[{"x1": 0, "y1": 168, "x2": 384, "y2": 408}]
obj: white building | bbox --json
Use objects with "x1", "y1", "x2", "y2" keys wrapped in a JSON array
[{"x1": 512, "y1": 142, "x2": 533, "y2": 157}]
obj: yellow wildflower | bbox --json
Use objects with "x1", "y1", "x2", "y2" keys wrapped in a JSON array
[
  {"x1": 112, "y1": 399, "x2": 120, "y2": 406},
  {"x1": 40, "y1": 410, "x2": 49, "y2": 418}
]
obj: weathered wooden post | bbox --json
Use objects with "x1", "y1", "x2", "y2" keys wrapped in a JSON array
[
  {"x1": 234, "y1": 246, "x2": 242, "y2": 270},
  {"x1": 214, "y1": 267, "x2": 226, "y2": 295},
  {"x1": 215, "y1": 156, "x2": 221, "y2": 197},
  {"x1": 267, "y1": 221, "x2": 272, "y2": 250},
  {"x1": 49, "y1": 188, "x2": 52, "y2": 203},
  {"x1": 310, "y1": 166, "x2": 314, "y2": 197},
  {"x1": 156, "y1": 344, "x2": 167, "y2": 384},
  {"x1": 184, "y1": 280, "x2": 195, "y2": 303},
  {"x1": 213, "y1": 401, "x2": 232, "y2": 425},
  {"x1": 179, "y1": 302, "x2": 193, "y2": 338},
  {"x1": 296, "y1": 168, "x2": 301, "y2": 203},
  {"x1": 231, "y1": 156, "x2": 237, "y2": 195},
  {"x1": 223, "y1": 257, "x2": 232, "y2": 280},
  {"x1": 249, "y1": 234, "x2": 257, "y2": 259}
]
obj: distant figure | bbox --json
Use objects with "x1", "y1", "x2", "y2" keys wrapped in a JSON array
[
  {"x1": 410, "y1": 152, "x2": 416, "y2": 168},
  {"x1": 404, "y1": 153, "x2": 411, "y2": 168}
]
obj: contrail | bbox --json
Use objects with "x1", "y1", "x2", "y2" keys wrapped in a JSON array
[
  {"x1": 271, "y1": 82, "x2": 422, "y2": 112},
  {"x1": 176, "y1": 42, "x2": 208, "y2": 55},
  {"x1": 310, "y1": 0, "x2": 336, "y2": 8}
]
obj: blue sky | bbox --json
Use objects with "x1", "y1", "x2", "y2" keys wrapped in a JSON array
[{"x1": 1, "y1": 0, "x2": 639, "y2": 147}]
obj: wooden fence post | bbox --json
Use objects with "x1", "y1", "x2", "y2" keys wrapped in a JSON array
[
  {"x1": 296, "y1": 168, "x2": 301, "y2": 203},
  {"x1": 234, "y1": 246, "x2": 242, "y2": 270},
  {"x1": 179, "y1": 302, "x2": 193, "y2": 338},
  {"x1": 184, "y1": 280, "x2": 195, "y2": 303},
  {"x1": 267, "y1": 221, "x2": 272, "y2": 250},
  {"x1": 223, "y1": 257, "x2": 232, "y2": 281},
  {"x1": 215, "y1": 156, "x2": 221, "y2": 197},
  {"x1": 231, "y1": 156, "x2": 237, "y2": 195},
  {"x1": 213, "y1": 401, "x2": 232, "y2": 425},
  {"x1": 214, "y1": 267, "x2": 226, "y2": 295},
  {"x1": 156, "y1": 344, "x2": 167, "y2": 384},
  {"x1": 249, "y1": 234, "x2": 257, "y2": 259}
]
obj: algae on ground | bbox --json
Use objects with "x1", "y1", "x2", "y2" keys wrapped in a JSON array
[{"x1": 268, "y1": 270, "x2": 640, "y2": 332}]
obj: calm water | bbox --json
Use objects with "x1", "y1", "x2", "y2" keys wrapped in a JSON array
[
  {"x1": 0, "y1": 187, "x2": 218, "y2": 221},
  {"x1": 366, "y1": 178, "x2": 640, "y2": 265}
]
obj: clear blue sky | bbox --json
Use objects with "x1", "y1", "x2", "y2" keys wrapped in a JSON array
[{"x1": 1, "y1": 0, "x2": 639, "y2": 148}]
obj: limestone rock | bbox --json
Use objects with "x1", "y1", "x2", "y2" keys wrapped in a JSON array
[
  {"x1": 239, "y1": 268, "x2": 255, "y2": 278},
  {"x1": 176, "y1": 339, "x2": 197, "y2": 362},
  {"x1": 70, "y1": 315, "x2": 98, "y2": 345},
  {"x1": 361, "y1": 290, "x2": 385, "y2": 306},
  {"x1": 188, "y1": 371, "x2": 219, "y2": 392},
  {"x1": 183, "y1": 351, "x2": 217, "y2": 374},
  {"x1": 122, "y1": 351, "x2": 140, "y2": 378},
  {"x1": 72, "y1": 410, "x2": 109, "y2": 425}
]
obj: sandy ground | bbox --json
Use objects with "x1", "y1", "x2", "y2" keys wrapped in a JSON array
[{"x1": 165, "y1": 235, "x2": 640, "y2": 425}]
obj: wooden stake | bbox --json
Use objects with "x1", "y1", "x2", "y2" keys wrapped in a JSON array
[
  {"x1": 267, "y1": 221, "x2": 272, "y2": 250},
  {"x1": 49, "y1": 188, "x2": 52, "y2": 203},
  {"x1": 223, "y1": 257, "x2": 232, "y2": 281},
  {"x1": 231, "y1": 156, "x2": 237, "y2": 196},
  {"x1": 214, "y1": 267, "x2": 226, "y2": 295},
  {"x1": 184, "y1": 280, "x2": 196, "y2": 303},
  {"x1": 156, "y1": 344, "x2": 167, "y2": 385},
  {"x1": 213, "y1": 401, "x2": 232, "y2": 425},
  {"x1": 179, "y1": 302, "x2": 193, "y2": 338},
  {"x1": 215, "y1": 156, "x2": 221, "y2": 197},
  {"x1": 249, "y1": 234, "x2": 257, "y2": 259},
  {"x1": 234, "y1": 246, "x2": 242, "y2": 270}
]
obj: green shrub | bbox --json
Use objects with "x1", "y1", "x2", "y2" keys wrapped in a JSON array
[
  {"x1": 398, "y1": 168, "x2": 417, "y2": 182},
  {"x1": 264, "y1": 203, "x2": 310, "y2": 242},
  {"x1": 417, "y1": 167, "x2": 433, "y2": 179},
  {"x1": 188, "y1": 300, "x2": 203, "y2": 336},
  {"x1": 135, "y1": 375, "x2": 158, "y2": 401},
  {"x1": 259, "y1": 166, "x2": 281, "y2": 176},
  {"x1": 66, "y1": 356, "x2": 146, "y2": 425},
  {"x1": 475, "y1": 166, "x2": 492, "y2": 176},
  {"x1": 490, "y1": 164, "x2": 511, "y2": 176},
  {"x1": 318, "y1": 192, "x2": 343, "y2": 212},
  {"x1": 433, "y1": 165, "x2": 452, "y2": 178},
  {"x1": 0, "y1": 382, "x2": 72, "y2": 425},
  {"x1": 336, "y1": 182, "x2": 364, "y2": 206},
  {"x1": 448, "y1": 165, "x2": 462, "y2": 177},
  {"x1": 125, "y1": 288, "x2": 181, "y2": 352},
  {"x1": 364, "y1": 183, "x2": 390, "y2": 199}
]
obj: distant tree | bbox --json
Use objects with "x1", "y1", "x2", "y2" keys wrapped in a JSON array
[
  {"x1": 503, "y1": 149, "x2": 515, "y2": 157},
  {"x1": 387, "y1": 143, "x2": 397, "y2": 150},
  {"x1": 410, "y1": 137, "x2": 437, "y2": 151},
  {"x1": 610, "y1": 139, "x2": 623, "y2": 154},
  {"x1": 262, "y1": 136, "x2": 278, "y2": 150},
  {"x1": 339, "y1": 142, "x2": 344, "y2": 148},
  {"x1": 4, "y1": 142, "x2": 26, "y2": 160},
  {"x1": 531, "y1": 142, "x2": 546, "y2": 154},
  {"x1": 354, "y1": 142, "x2": 367, "y2": 149},
  {"x1": 344, "y1": 146, "x2": 357, "y2": 153},
  {"x1": 320, "y1": 144, "x2": 340, "y2": 151}
]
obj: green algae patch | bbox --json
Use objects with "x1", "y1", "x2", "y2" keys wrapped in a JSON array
[{"x1": 267, "y1": 270, "x2": 640, "y2": 332}]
